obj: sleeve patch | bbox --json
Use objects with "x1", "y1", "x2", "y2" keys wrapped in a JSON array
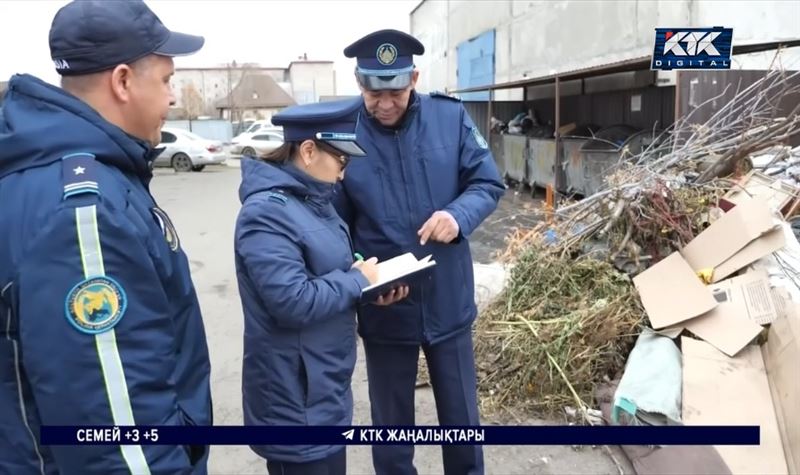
[
  {"x1": 471, "y1": 127, "x2": 489, "y2": 150},
  {"x1": 65, "y1": 276, "x2": 127, "y2": 334}
]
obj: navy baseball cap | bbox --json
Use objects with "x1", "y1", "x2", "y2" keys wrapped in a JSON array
[
  {"x1": 344, "y1": 29, "x2": 425, "y2": 91},
  {"x1": 272, "y1": 98, "x2": 366, "y2": 157},
  {"x1": 49, "y1": 0, "x2": 204, "y2": 76}
]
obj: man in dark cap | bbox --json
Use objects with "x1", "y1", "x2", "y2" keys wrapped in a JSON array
[
  {"x1": 0, "y1": 1, "x2": 212, "y2": 473},
  {"x1": 336, "y1": 29, "x2": 505, "y2": 475}
]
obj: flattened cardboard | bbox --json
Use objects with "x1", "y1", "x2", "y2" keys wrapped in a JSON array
[
  {"x1": 763, "y1": 308, "x2": 800, "y2": 475},
  {"x1": 717, "y1": 271, "x2": 779, "y2": 325},
  {"x1": 596, "y1": 381, "x2": 731, "y2": 475},
  {"x1": 633, "y1": 252, "x2": 717, "y2": 329},
  {"x1": 682, "y1": 311, "x2": 762, "y2": 358},
  {"x1": 681, "y1": 271, "x2": 772, "y2": 357},
  {"x1": 723, "y1": 171, "x2": 798, "y2": 216},
  {"x1": 772, "y1": 288, "x2": 791, "y2": 320},
  {"x1": 682, "y1": 337, "x2": 788, "y2": 475},
  {"x1": 654, "y1": 326, "x2": 684, "y2": 339},
  {"x1": 712, "y1": 227, "x2": 786, "y2": 283},
  {"x1": 628, "y1": 445, "x2": 732, "y2": 475},
  {"x1": 681, "y1": 198, "x2": 778, "y2": 278}
]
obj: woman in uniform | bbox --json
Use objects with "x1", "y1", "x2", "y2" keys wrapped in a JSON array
[{"x1": 234, "y1": 98, "x2": 408, "y2": 475}]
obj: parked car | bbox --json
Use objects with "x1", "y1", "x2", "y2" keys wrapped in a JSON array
[
  {"x1": 230, "y1": 131, "x2": 284, "y2": 157},
  {"x1": 155, "y1": 127, "x2": 227, "y2": 172},
  {"x1": 231, "y1": 120, "x2": 282, "y2": 142}
]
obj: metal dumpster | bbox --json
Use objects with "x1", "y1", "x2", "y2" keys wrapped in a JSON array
[
  {"x1": 502, "y1": 134, "x2": 528, "y2": 184},
  {"x1": 580, "y1": 125, "x2": 640, "y2": 196},
  {"x1": 562, "y1": 138, "x2": 590, "y2": 195},
  {"x1": 561, "y1": 124, "x2": 600, "y2": 196},
  {"x1": 490, "y1": 132, "x2": 506, "y2": 178},
  {"x1": 619, "y1": 129, "x2": 668, "y2": 162},
  {"x1": 526, "y1": 138, "x2": 557, "y2": 191}
]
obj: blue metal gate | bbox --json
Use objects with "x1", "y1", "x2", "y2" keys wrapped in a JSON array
[{"x1": 456, "y1": 29, "x2": 495, "y2": 101}]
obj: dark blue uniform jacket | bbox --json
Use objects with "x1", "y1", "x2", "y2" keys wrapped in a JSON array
[
  {"x1": 335, "y1": 92, "x2": 505, "y2": 345},
  {"x1": 0, "y1": 74, "x2": 212, "y2": 474},
  {"x1": 235, "y1": 158, "x2": 368, "y2": 463}
]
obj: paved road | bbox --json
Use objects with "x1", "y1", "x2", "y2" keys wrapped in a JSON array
[{"x1": 150, "y1": 164, "x2": 629, "y2": 475}]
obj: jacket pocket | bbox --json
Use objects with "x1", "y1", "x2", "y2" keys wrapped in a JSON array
[
  {"x1": 375, "y1": 168, "x2": 401, "y2": 223},
  {"x1": 179, "y1": 407, "x2": 207, "y2": 466},
  {"x1": 299, "y1": 328, "x2": 355, "y2": 420},
  {"x1": 417, "y1": 145, "x2": 458, "y2": 210}
]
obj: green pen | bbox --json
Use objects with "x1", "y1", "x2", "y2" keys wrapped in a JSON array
[{"x1": 354, "y1": 253, "x2": 364, "y2": 262}]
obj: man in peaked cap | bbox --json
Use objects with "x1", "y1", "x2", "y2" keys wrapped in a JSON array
[
  {"x1": 335, "y1": 29, "x2": 505, "y2": 475},
  {"x1": 0, "y1": 1, "x2": 211, "y2": 473}
]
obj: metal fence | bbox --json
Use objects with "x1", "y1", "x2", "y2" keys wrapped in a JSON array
[{"x1": 164, "y1": 119, "x2": 234, "y2": 143}]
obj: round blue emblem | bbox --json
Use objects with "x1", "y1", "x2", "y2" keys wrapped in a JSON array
[
  {"x1": 151, "y1": 207, "x2": 181, "y2": 252},
  {"x1": 376, "y1": 43, "x2": 398, "y2": 66},
  {"x1": 65, "y1": 276, "x2": 127, "y2": 334}
]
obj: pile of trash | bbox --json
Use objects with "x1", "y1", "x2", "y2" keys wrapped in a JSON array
[
  {"x1": 491, "y1": 109, "x2": 555, "y2": 137},
  {"x1": 474, "y1": 68, "x2": 800, "y2": 474}
]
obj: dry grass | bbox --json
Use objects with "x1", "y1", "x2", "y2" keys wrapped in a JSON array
[{"x1": 474, "y1": 240, "x2": 644, "y2": 418}]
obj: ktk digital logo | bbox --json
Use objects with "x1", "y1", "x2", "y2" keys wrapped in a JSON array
[{"x1": 651, "y1": 27, "x2": 733, "y2": 71}]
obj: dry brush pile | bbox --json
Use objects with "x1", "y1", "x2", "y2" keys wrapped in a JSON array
[{"x1": 474, "y1": 66, "x2": 800, "y2": 420}]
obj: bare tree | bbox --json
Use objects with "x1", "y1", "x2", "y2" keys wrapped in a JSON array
[
  {"x1": 181, "y1": 83, "x2": 204, "y2": 120},
  {"x1": 225, "y1": 61, "x2": 255, "y2": 132}
]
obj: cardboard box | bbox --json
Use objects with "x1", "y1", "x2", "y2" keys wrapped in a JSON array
[
  {"x1": 634, "y1": 197, "x2": 785, "y2": 334},
  {"x1": 762, "y1": 306, "x2": 800, "y2": 475},
  {"x1": 633, "y1": 252, "x2": 717, "y2": 329},
  {"x1": 682, "y1": 336, "x2": 788, "y2": 475},
  {"x1": 681, "y1": 197, "x2": 784, "y2": 283}
]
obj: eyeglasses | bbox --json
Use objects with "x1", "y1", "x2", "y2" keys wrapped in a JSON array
[
  {"x1": 334, "y1": 154, "x2": 351, "y2": 170},
  {"x1": 315, "y1": 141, "x2": 351, "y2": 170}
]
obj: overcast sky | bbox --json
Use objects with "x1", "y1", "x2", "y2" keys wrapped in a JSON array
[{"x1": 0, "y1": 0, "x2": 421, "y2": 94}]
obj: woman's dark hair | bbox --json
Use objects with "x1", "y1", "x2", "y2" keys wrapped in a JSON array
[
  {"x1": 259, "y1": 140, "x2": 342, "y2": 164},
  {"x1": 260, "y1": 142, "x2": 298, "y2": 163}
]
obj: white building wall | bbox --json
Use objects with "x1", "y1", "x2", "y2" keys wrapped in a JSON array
[
  {"x1": 410, "y1": 0, "x2": 449, "y2": 95},
  {"x1": 693, "y1": 0, "x2": 800, "y2": 70},
  {"x1": 411, "y1": 0, "x2": 800, "y2": 95},
  {"x1": 288, "y1": 63, "x2": 336, "y2": 104}
]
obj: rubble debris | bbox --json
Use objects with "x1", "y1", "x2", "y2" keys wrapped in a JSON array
[{"x1": 473, "y1": 66, "x2": 800, "y2": 443}]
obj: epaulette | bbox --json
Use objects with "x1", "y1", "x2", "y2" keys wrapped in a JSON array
[
  {"x1": 266, "y1": 190, "x2": 288, "y2": 205},
  {"x1": 430, "y1": 91, "x2": 461, "y2": 102},
  {"x1": 61, "y1": 152, "x2": 99, "y2": 199}
]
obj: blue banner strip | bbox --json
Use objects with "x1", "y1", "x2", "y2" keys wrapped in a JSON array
[{"x1": 41, "y1": 425, "x2": 760, "y2": 446}]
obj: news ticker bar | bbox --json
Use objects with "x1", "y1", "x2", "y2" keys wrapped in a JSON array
[{"x1": 40, "y1": 425, "x2": 760, "y2": 446}]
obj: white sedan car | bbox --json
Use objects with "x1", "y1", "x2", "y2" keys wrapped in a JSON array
[
  {"x1": 230, "y1": 131, "x2": 284, "y2": 157},
  {"x1": 154, "y1": 127, "x2": 227, "y2": 172}
]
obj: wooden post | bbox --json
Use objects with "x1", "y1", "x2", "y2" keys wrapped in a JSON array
[
  {"x1": 487, "y1": 88, "x2": 494, "y2": 149},
  {"x1": 554, "y1": 77, "x2": 562, "y2": 210}
]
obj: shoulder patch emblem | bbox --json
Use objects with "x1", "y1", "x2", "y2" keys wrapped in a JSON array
[
  {"x1": 61, "y1": 152, "x2": 100, "y2": 199},
  {"x1": 471, "y1": 127, "x2": 489, "y2": 150},
  {"x1": 151, "y1": 207, "x2": 181, "y2": 252},
  {"x1": 65, "y1": 276, "x2": 127, "y2": 334},
  {"x1": 267, "y1": 191, "x2": 288, "y2": 205},
  {"x1": 430, "y1": 91, "x2": 461, "y2": 102}
]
